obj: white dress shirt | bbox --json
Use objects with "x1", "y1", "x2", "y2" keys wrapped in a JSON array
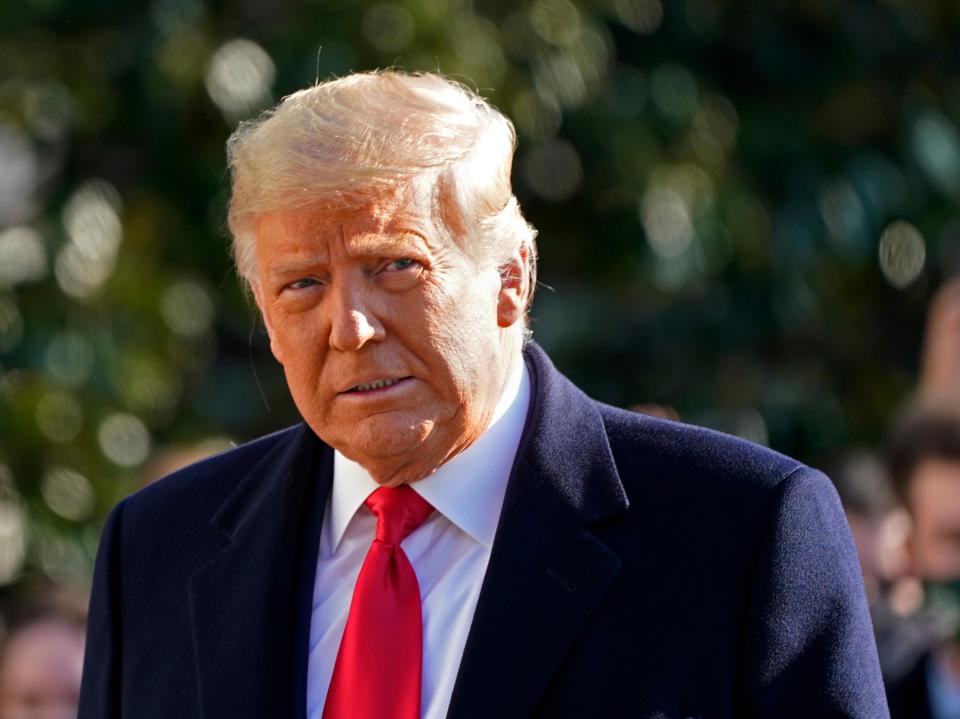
[{"x1": 306, "y1": 356, "x2": 531, "y2": 719}]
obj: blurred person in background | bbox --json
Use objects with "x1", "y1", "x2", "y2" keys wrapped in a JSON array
[
  {"x1": 831, "y1": 449, "x2": 911, "y2": 602},
  {"x1": 920, "y1": 274, "x2": 960, "y2": 403},
  {"x1": 0, "y1": 581, "x2": 86, "y2": 719},
  {"x1": 78, "y1": 70, "x2": 886, "y2": 718},
  {"x1": 885, "y1": 408, "x2": 960, "y2": 719},
  {"x1": 830, "y1": 450, "x2": 929, "y2": 682}
]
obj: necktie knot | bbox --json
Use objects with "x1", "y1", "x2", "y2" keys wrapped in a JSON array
[{"x1": 365, "y1": 486, "x2": 434, "y2": 545}]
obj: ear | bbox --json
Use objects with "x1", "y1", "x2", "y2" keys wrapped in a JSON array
[
  {"x1": 251, "y1": 281, "x2": 284, "y2": 364},
  {"x1": 497, "y1": 244, "x2": 529, "y2": 329}
]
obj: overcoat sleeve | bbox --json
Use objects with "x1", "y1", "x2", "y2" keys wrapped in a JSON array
[
  {"x1": 742, "y1": 467, "x2": 890, "y2": 718},
  {"x1": 78, "y1": 498, "x2": 127, "y2": 719}
]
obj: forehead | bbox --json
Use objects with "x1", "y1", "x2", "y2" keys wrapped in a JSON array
[{"x1": 254, "y1": 184, "x2": 448, "y2": 251}]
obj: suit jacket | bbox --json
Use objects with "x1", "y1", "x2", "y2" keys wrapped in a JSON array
[{"x1": 78, "y1": 343, "x2": 889, "y2": 718}]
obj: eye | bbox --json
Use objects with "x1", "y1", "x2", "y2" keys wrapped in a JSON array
[
  {"x1": 384, "y1": 258, "x2": 419, "y2": 272},
  {"x1": 286, "y1": 277, "x2": 320, "y2": 290}
]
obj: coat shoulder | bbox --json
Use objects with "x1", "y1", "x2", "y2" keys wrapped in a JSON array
[
  {"x1": 118, "y1": 424, "x2": 303, "y2": 538},
  {"x1": 596, "y1": 401, "x2": 814, "y2": 499}
]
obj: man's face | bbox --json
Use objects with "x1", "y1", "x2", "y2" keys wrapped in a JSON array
[
  {"x1": 252, "y1": 188, "x2": 523, "y2": 486},
  {"x1": 909, "y1": 457, "x2": 960, "y2": 582}
]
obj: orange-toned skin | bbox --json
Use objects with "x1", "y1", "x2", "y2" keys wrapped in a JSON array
[{"x1": 252, "y1": 190, "x2": 526, "y2": 487}]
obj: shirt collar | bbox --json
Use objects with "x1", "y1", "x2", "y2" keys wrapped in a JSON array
[{"x1": 325, "y1": 353, "x2": 530, "y2": 554}]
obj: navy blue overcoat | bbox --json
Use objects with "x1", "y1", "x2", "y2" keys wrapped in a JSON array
[{"x1": 79, "y1": 343, "x2": 889, "y2": 718}]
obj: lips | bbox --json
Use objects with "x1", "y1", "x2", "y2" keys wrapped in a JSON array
[
  {"x1": 341, "y1": 376, "x2": 412, "y2": 394},
  {"x1": 351, "y1": 378, "x2": 403, "y2": 392}
]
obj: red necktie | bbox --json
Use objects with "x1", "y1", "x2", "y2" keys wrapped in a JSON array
[{"x1": 323, "y1": 485, "x2": 434, "y2": 719}]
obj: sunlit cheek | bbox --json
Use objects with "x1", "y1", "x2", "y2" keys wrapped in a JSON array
[
  {"x1": 272, "y1": 310, "x2": 329, "y2": 386},
  {"x1": 273, "y1": 298, "x2": 325, "y2": 336}
]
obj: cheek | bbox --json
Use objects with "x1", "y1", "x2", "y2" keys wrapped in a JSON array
[
  {"x1": 420, "y1": 282, "x2": 499, "y2": 392},
  {"x1": 271, "y1": 315, "x2": 328, "y2": 393}
]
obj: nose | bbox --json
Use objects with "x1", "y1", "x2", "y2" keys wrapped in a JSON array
[{"x1": 328, "y1": 279, "x2": 386, "y2": 352}]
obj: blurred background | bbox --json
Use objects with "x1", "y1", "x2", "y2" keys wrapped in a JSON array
[{"x1": 0, "y1": 0, "x2": 958, "y2": 638}]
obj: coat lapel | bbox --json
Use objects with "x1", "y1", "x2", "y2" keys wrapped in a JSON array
[
  {"x1": 187, "y1": 424, "x2": 332, "y2": 719},
  {"x1": 446, "y1": 344, "x2": 629, "y2": 718}
]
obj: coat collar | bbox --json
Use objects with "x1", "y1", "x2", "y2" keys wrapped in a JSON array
[
  {"x1": 446, "y1": 342, "x2": 629, "y2": 718},
  {"x1": 186, "y1": 342, "x2": 628, "y2": 719},
  {"x1": 188, "y1": 424, "x2": 331, "y2": 719}
]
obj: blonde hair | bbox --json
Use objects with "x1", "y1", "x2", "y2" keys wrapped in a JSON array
[{"x1": 226, "y1": 70, "x2": 537, "y2": 314}]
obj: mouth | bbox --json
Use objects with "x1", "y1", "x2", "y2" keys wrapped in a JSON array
[{"x1": 342, "y1": 377, "x2": 412, "y2": 394}]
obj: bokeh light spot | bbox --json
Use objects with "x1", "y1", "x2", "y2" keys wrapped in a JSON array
[
  {"x1": 818, "y1": 179, "x2": 866, "y2": 245},
  {"x1": 41, "y1": 467, "x2": 95, "y2": 522},
  {"x1": 0, "y1": 465, "x2": 25, "y2": 585},
  {"x1": 205, "y1": 39, "x2": 275, "y2": 117},
  {"x1": 641, "y1": 186, "x2": 694, "y2": 258},
  {"x1": 511, "y1": 90, "x2": 562, "y2": 140},
  {"x1": 529, "y1": 0, "x2": 582, "y2": 46},
  {"x1": 0, "y1": 125, "x2": 39, "y2": 225},
  {"x1": 0, "y1": 226, "x2": 46, "y2": 287},
  {"x1": 878, "y1": 220, "x2": 925, "y2": 289},
  {"x1": 63, "y1": 180, "x2": 121, "y2": 257},
  {"x1": 120, "y1": 356, "x2": 183, "y2": 422},
  {"x1": 362, "y1": 4, "x2": 416, "y2": 52},
  {"x1": 45, "y1": 332, "x2": 95, "y2": 386},
  {"x1": 55, "y1": 244, "x2": 114, "y2": 298},
  {"x1": 649, "y1": 163, "x2": 714, "y2": 214},
  {"x1": 98, "y1": 413, "x2": 152, "y2": 467},
  {"x1": 161, "y1": 278, "x2": 215, "y2": 337},
  {"x1": 532, "y1": 24, "x2": 611, "y2": 109},
  {"x1": 56, "y1": 179, "x2": 123, "y2": 298},
  {"x1": 689, "y1": 93, "x2": 738, "y2": 165},
  {"x1": 449, "y1": 15, "x2": 507, "y2": 88},
  {"x1": 614, "y1": 0, "x2": 664, "y2": 34},
  {"x1": 36, "y1": 392, "x2": 83, "y2": 443},
  {"x1": 911, "y1": 111, "x2": 960, "y2": 200},
  {"x1": 534, "y1": 54, "x2": 586, "y2": 108}
]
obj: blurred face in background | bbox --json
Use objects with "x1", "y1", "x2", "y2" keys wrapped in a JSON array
[
  {"x1": 908, "y1": 457, "x2": 960, "y2": 582},
  {"x1": 846, "y1": 508, "x2": 911, "y2": 596},
  {"x1": 0, "y1": 619, "x2": 84, "y2": 719}
]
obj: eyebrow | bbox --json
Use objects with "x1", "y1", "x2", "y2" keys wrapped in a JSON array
[
  {"x1": 345, "y1": 230, "x2": 430, "y2": 258},
  {"x1": 266, "y1": 232, "x2": 431, "y2": 279}
]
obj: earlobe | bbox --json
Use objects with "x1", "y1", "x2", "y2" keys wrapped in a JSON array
[{"x1": 251, "y1": 282, "x2": 284, "y2": 364}]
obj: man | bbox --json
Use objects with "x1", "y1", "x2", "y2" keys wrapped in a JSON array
[
  {"x1": 885, "y1": 407, "x2": 960, "y2": 719},
  {"x1": 79, "y1": 70, "x2": 887, "y2": 718}
]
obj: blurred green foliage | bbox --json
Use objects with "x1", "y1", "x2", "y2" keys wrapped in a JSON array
[{"x1": 0, "y1": 0, "x2": 957, "y2": 582}]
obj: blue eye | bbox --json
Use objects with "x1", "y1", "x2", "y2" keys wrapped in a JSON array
[
  {"x1": 386, "y1": 258, "x2": 417, "y2": 271},
  {"x1": 288, "y1": 278, "x2": 318, "y2": 290}
]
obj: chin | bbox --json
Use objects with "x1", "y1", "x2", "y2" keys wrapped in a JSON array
[{"x1": 325, "y1": 413, "x2": 438, "y2": 459}]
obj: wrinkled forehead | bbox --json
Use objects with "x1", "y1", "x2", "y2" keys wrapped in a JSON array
[
  {"x1": 255, "y1": 181, "x2": 458, "y2": 254},
  {"x1": 256, "y1": 173, "x2": 463, "y2": 248}
]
